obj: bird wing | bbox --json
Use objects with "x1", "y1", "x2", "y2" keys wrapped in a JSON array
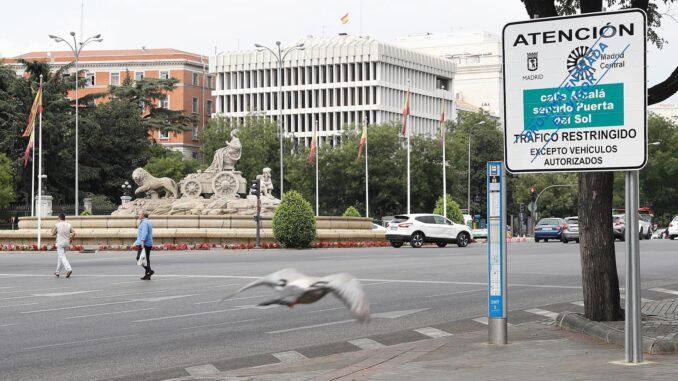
[
  {"x1": 220, "y1": 268, "x2": 307, "y2": 302},
  {"x1": 321, "y1": 273, "x2": 370, "y2": 322}
]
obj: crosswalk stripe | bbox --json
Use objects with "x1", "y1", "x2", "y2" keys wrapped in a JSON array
[
  {"x1": 648, "y1": 288, "x2": 678, "y2": 296},
  {"x1": 414, "y1": 327, "x2": 453, "y2": 338},
  {"x1": 619, "y1": 295, "x2": 654, "y2": 302},
  {"x1": 524, "y1": 308, "x2": 559, "y2": 319},
  {"x1": 571, "y1": 301, "x2": 585, "y2": 307},
  {"x1": 348, "y1": 338, "x2": 386, "y2": 350},
  {"x1": 272, "y1": 350, "x2": 307, "y2": 363},
  {"x1": 184, "y1": 364, "x2": 219, "y2": 376},
  {"x1": 471, "y1": 317, "x2": 513, "y2": 326}
]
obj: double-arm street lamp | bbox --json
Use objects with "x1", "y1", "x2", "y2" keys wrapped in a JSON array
[
  {"x1": 49, "y1": 32, "x2": 103, "y2": 215},
  {"x1": 253, "y1": 41, "x2": 304, "y2": 197}
]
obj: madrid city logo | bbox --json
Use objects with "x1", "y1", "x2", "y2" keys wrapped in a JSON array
[
  {"x1": 567, "y1": 46, "x2": 596, "y2": 78},
  {"x1": 526, "y1": 52, "x2": 538, "y2": 71}
]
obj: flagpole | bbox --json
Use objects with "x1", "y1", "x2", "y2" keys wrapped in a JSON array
[
  {"x1": 31, "y1": 138, "x2": 35, "y2": 217},
  {"x1": 37, "y1": 75, "x2": 43, "y2": 247},
  {"x1": 441, "y1": 86, "x2": 447, "y2": 219},
  {"x1": 364, "y1": 117, "x2": 369, "y2": 218},
  {"x1": 406, "y1": 79, "x2": 411, "y2": 214},
  {"x1": 314, "y1": 120, "x2": 319, "y2": 217}
]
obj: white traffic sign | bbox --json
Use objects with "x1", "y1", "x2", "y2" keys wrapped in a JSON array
[{"x1": 502, "y1": 10, "x2": 647, "y2": 173}]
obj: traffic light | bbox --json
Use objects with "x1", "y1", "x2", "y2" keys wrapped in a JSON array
[
  {"x1": 250, "y1": 178, "x2": 261, "y2": 197},
  {"x1": 530, "y1": 187, "x2": 536, "y2": 203}
]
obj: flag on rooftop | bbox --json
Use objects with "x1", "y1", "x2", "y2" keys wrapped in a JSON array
[{"x1": 340, "y1": 13, "x2": 349, "y2": 24}]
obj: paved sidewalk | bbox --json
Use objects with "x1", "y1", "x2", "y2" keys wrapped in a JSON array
[{"x1": 163, "y1": 320, "x2": 678, "y2": 381}]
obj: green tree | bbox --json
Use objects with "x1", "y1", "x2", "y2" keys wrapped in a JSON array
[
  {"x1": 343, "y1": 206, "x2": 361, "y2": 217},
  {"x1": 433, "y1": 195, "x2": 464, "y2": 224},
  {"x1": 272, "y1": 190, "x2": 316, "y2": 248},
  {"x1": 0, "y1": 154, "x2": 15, "y2": 207},
  {"x1": 640, "y1": 114, "x2": 678, "y2": 224},
  {"x1": 144, "y1": 145, "x2": 204, "y2": 182}
]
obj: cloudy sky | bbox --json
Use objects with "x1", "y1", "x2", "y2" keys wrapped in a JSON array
[{"x1": 1, "y1": 0, "x2": 676, "y2": 102}]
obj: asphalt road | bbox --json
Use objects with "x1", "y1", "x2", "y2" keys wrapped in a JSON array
[{"x1": 1, "y1": 240, "x2": 677, "y2": 380}]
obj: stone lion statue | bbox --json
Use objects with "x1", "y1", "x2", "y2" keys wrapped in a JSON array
[{"x1": 132, "y1": 168, "x2": 178, "y2": 199}]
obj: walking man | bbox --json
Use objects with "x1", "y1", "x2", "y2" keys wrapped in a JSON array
[
  {"x1": 51, "y1": 213, "x2": 75, "y2": 278},
  {"x1": 135, "y1": 211, "x2": 154, "y2": 280}
]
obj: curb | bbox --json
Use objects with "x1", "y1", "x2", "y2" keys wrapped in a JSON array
[{"x1": 556, "y1": 311, "x2": 678, "y2": 354}]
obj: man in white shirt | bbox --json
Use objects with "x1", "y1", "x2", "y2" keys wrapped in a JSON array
[{"x1": 51, "y1": 213, "x2": 75, "y2": 278}]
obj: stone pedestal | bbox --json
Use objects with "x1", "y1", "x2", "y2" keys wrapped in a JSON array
[
  {"x1": 35, "y1": 195, "x2": 53, "y2": 217},
  {"x1": 83, "y1": 198, "x2": 93, "y2": 213},
  {"x1": 121, "y1": 195, "x2": 132, "y2": 205}
]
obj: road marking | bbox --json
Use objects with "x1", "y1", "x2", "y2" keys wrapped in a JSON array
[
  {"x1": 267, "y1": 319, "x2": 354, "y2": 334},
  {"x1": 203, "y1": 283, "x2": 244, "y2": 289},
  {"x1": 426, "y1": 288, "x2": 486, "y2": 298},
  {"x1": 309, "y1": 307, "x2": 345, "y2": 314},
  {"x1": 0, "y1": 295, "x2": 36, "y2": 301},
  {"x1": 348, "y1": 338, "x2": 386, "y2": 350},
  {"x1": 21, "y1": 301, "x2": 137, "y2": 314},
  {"x1": 132, "y1": 307, "x2": 245, "y2": 323},
  {"x1": 0, "y1": 323, "x2": 17, "y2": 328},
  {"x1": 414, "y1": 327, "x2": 453, "y2": 338},
  {"x1": 571, "y1": 301, "x2": 585, "y2": 307},
  {"x1": 361, "y1": 281, "x2": 394, "y2": 287},
  {"x1": 272, "y1": 350, "x2": 307, "y2": 363},
  {"x1": 0, "y1": 286, "x2": 68, "y2": 294},
  {"x1": 65, "y1": 308, "x2": 156, "y2": 320},
  {"x1": 0, "y1": 286, "x2": 15, "y2": 289},
  {"x1": 195, "y1": 295, "x2": 267, "y2": 305},
  {"x1": 524, "y1": 308, "x2": 559, "y2": 319},
  {"x1": 180, "y1": 318, "x2": 258, "y2": 330},
  {"x1": 184, "y1": 364, "x2": 220, "y2": 376},
  {"x1": 32, "y1": 290, "x2": 100, "y2": 297},
  {"x1": 619, "y1": 295, "x2": 654, "y2": 302},
  {"x1": 90, "y1": 289, "x2": 169, "y2": 299},
  {"x1": 0, "y1": 302, "x2": 39, "y2": 309},
  {"x1": 649, "y1": 288, "x2": 678, "y2": 296},
  {"x1": 128, "y1": 294, "x2": 198, "y2": 302},
  {"x1": 472, "y1": 317, "x2": 514, "y2": 326},
  {"x1": 372, "y1": 308, "x2": 430, "y2": 319},
  {"x1": 234, "y1": 304, "x2": 279, "y2": 309},
  {"x1": 21, "y1": 335, "x2": 136, "y2": 351}
]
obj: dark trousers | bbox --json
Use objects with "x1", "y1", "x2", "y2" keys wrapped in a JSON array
[{"x1": 136, "y1": 246, "x2": 152, "y2": 274}]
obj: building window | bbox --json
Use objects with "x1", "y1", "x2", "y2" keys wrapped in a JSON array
[
  {"x1": 192, "y1": 97, "x2": 199, "y2": 114},
  {"x1": 206, "y1": 100, "x2": 213, "y2": 114},
  {"x1": 192, "y1": 126, "x2": 199, "y2": 141},
  {"x1": 86, "y1": 72, "x2": 95, "y2": 87},
  {"x1": 207, "y1": 75, "x2": 213, "y2": 88},
  {"x1": 192, "y1": 72, "x2": 199, "y2": 86},
  {"x1": 110, "y1": 72, "x2": 120, "y2": 86},
  {"x1": 159, "y1": 95, "x2": 169, "y2": 109},
  {"x1": 159, "y1": 130, "x2": 169, "y2": 139},
  {"x1": 160, "y1": 71, "x2": 169, "y2": 79},
  {"x1": 135, "y1": 72, "x2": 144, "y2": 81}
]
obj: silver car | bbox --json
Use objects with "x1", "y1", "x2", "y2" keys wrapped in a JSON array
[{"x1": 562, "y1": 216, "x2": 579, "y2": 243}]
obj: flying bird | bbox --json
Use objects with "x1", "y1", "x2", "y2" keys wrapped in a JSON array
[{"x1": 221, "y1": 269, "x2": 370, "y2": 322}]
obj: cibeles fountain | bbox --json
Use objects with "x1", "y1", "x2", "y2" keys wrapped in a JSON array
[
  {"x1": 3, "y1": 129, "x2": 379, "y2": 246},
  {"x1": 114, "y1": 129, "x2": 280, "y2": 217}
]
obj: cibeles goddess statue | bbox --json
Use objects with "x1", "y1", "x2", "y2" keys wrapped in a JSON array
[{"x1": 206, "y1": 129, "x2": 242, "y2": 172}]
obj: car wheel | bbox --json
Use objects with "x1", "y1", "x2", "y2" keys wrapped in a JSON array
[
  {"x1": 639, "y1": 229, "x2": 644, "y2": 240},
  {"x1": 646, "y1": 230, "x2": 652, "y2": 240},
  {"x1": 410, "y1": 232, "x2": 425, "y2": 248},
  {"x1": 535, "y1": 238, "x2": 540, "y2": 243},
  {"x1": 390, "y1": 241, "x2": 403, "y2": 248},
  {"x1": 436, "y1": 241, "x2": 448, "y2": 248},
  {"x1": 575, "y1": 239, "x2": 580, "y2": 243},
  {"x1": 456, "y1": 232, "x2": 470, "y2": 247},
  {"x1": 562, "y1": 237, "x2": 568, "y2": 244},
  {"x1": 671, "y1": 235, "x2": 676, "y2": 240},
  {"x1": 545, "y1": 239, "x2": 549, "y2": 242}
]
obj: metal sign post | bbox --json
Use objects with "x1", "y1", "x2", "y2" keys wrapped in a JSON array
[
  {"x1": 624, "y1": 170, "x2": 642, "y2": 362},
  {"x1": 487, "y1": 161, "x2": 507, "y2": 345}
]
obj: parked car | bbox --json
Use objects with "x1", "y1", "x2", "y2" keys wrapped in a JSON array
[
  {"x1": 651, "y1": 227, "x2": 669, "y2": 239},
  {"x1": 613, "y1": 214, "x2": 653, "y2": 241},
  {"x1": 385, "y1": 214, "x2": 473, "y2": 248},
  {"x1": 561, "y1": 216, "x2": 579, "y2": 243},
  {"x1": 668, "y1": 216, "x2": 678, "y2": 240},
  {"x1": 534, "y1": 217, "x2": 566, "y2": 242}
]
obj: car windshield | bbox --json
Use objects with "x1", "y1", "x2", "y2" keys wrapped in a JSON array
[
  {"x1": 537, "y1": 218, "x2": 561, "y2": 225},
  {"x1": 566, "y1": 218, "x2": 578, "y2": 224},
  {"x1": 673, "y1": 216, "x2": 678, "y2": 222}
]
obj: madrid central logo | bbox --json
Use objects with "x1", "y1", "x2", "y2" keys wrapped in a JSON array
[{"x1": 567, "y1": 46, "x2": 596, "y2": 77}]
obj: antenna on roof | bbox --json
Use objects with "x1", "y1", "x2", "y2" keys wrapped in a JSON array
[{"x1": 142, "y1": 46, "x2": 146, "y2": 50}]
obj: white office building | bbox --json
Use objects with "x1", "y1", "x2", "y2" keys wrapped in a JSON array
[
  {"x1": 210, "y1": 35, "x2": 456, "y2": 147},
  {"x1": 397, "y1": 31, "x2": 503, "y2": 122}
]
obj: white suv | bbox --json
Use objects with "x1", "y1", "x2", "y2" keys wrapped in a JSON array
[
  {"x1": 668, "y1": 216, "x2": 678, "y2": 240},
  {"x1": 385, "y1": 214, "x2": 473, "y2": 248}
]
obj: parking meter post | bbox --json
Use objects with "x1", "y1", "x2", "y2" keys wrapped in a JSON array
[
  {"x1": 487, "y1": 162, "x2": 507, "y2": 345},
  {"x1": 624, "y1": 170, "x2": 643, "y2": 363}
]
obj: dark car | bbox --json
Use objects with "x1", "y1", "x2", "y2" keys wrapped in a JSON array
[{"x1": 534, "y1": 217, "x2": 566, "y2": 242}]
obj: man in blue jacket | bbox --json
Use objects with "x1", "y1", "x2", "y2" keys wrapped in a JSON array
[{"x1": 135, "y1": 211, "x2": 154, "y2": 280}]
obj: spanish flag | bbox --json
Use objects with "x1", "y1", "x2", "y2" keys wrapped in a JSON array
[
  {"x1": 24, "y1": 129, "x2": 34, "y2": 167},
  {"x1": 358, "y1": 125, "x2": 367, "y2": 160},
  {"x1": 402, "y1": 89, "x2": 411, "y2": 137},
  {"x1": 23, "y1": 86, "x2": 43, "y2": 138},
  {"x1": 340, "y1": 13, "x2": 349, "y2": 24},
  {"x1": 308, "y1": 126, "x2": 317, "y2": 164},
  {"x1": 439, "y1": 96, "x2": 445, "y2": 144}
]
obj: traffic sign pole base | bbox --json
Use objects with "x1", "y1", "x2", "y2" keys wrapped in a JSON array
[{"x1": 489, "y1": 317, "x2": 508, "y2": 345}]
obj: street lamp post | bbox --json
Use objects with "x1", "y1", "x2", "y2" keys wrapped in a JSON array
[
  {"x1": 49, "y1": 32, "x2": 103, "y2": 215},
  {"x1": 468, "y1": 120, "x2": 485, "y2": 217},
  {"x1": 254, "y1": 41, "x2": 304, "y2": 197}
]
